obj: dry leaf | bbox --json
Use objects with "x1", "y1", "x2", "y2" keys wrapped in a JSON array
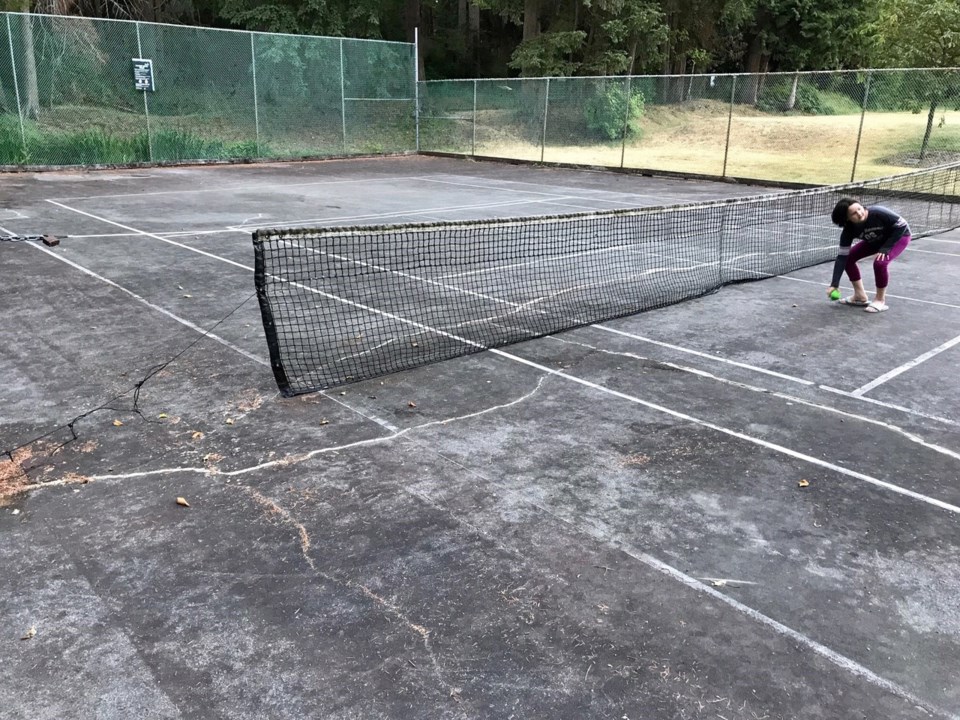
[
  {"x1": 191, "y1": 431, "x2": 204, "y2": 440},
  {"x1": 176, "y1": 497, "x2": 190, "y2": 507},
  {"x1": 319, "y1": 419, "x2": 329, "y2": 426},
  {"x1": 798, "y1": 479, "x2": 810, "y2": 488},
  {"x1": 225, "y1": 418, "x2": 234, "y2": 425},
  {"x1": 21, "y1": 626, "x2": 35, "y2": 640},
  {"x1": 408, "y1": 402, "x2": 417, "y2": 408},
  {"x1": 112, "y1": 419, "x2": 123, "y2": 427},
  {"x1": 158, "y1": 413, "x2": 168, "y2": 419}
]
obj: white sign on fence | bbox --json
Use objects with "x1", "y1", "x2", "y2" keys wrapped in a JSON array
[{"x1": 132, "y1": 58, "x2": 155, "y2": 92}]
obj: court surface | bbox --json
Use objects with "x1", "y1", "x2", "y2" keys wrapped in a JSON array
[{"x1": 2, "y1": 155, "x2": 959, "y2": 720}]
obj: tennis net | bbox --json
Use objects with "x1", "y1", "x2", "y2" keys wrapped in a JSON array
[{"x1": 254, "y1": 161, "x2": 960, "y2": 396}]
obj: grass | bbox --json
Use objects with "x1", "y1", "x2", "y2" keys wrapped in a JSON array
[
  {"x1": 4, "y1": 102, "x2": 959, "y2": 185},
  {"x1": 472, "y1": 101, "x2": 960, "y2": 184}
]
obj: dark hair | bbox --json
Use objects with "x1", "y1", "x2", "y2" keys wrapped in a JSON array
[{"x1": 831, "y1": 197, "x2": 857, "y2": 226}]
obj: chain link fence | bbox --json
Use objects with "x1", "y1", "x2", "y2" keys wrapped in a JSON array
[
  {"x1": 421, "y1": 69, "x2": 960, "y2": 184},
  {"x1": 0, "y1": 12, "x2": 415, "y2": 167},
  {"x1": 1, "y1": 11, "x2": 957, "y2": 184}
]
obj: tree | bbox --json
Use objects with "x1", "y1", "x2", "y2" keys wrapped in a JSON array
[
  {"x1": 2, "y1": 1, "x2": 40, "y2": 118},
  {"x1": 216, "y1": 0, "x2": 390, "y2": 38},
  {"x1": 869, "y1": 0, "x2": 960, "y2": 159},
  {"x1": 580, "y1": 0, "x2": 667, "y2": 76}
]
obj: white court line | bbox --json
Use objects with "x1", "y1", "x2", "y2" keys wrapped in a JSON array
[
  {"x1": 250, "y1": 245, "x2": 960, "y2": 516},
  {"x1": 852, "y1": 333, "x2": 960, "y2": 397},
  {"x1": 609, "y1": 543, "x2": 953, "y2": 719},
  {"x1": 47, "y1": 199, "x2": 960, "y2": 514},
  {"x1": 65, "y1": 229, "x2": 237, "y2": 239},
  {"x1": 594, "y1": 326, "x2": 815, "y2": 386},
  {"x1": 47, "y1": 200, "x2": 254, "y2": 271},
  {"x1": 909, "y1": 248, "x2": 960, "y2": 258},
  {"x1": 494, "y1": 348, "x2": 960, "y2": 516},
  {"x1": 418, "y1": 175, "x2": 684, "y2": 204},
  {"x1": 31, "y1": 209, "x2": 960, "y2": 715},
  {"x1": 228, "y1": 195, "x2": 584, "y2": 231},
  {"x1": 23, "y1": 243, "x2": 268, "y2": 367},
  {"x1": 552, "y1": 334, "x2": 960, "y2": 461},
  {"x1": 52, "y1": 175, "x2": 425, "y2": 202},
  {"x1": 820, "y1": 386, "x2": 960, "y2": 427},
  {"x1": 596, "y1": 323, "x2": 960, "y2": 426},
  {"x1": 924, "y1": 236, "x2": 960, "y2": 245},
  {"x1": 778, "y1": 275, "x2": 960, "y2": 310},
  {"x1": 53, "y1": 203, "x2": 956, "y2": 427}
]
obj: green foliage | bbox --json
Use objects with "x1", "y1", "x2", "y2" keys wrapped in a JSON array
[
  {"x1": 218, "y1": 0, "x2": 387, "y2": 38},
  {"x1": 150, "y1": 129, "x2": 226, "y2": 161},
  {"x1": 225, "y1": 139, "x2": 268, "y2": 157},
  {"x1": 507, "y1": 31, "x2": 587, "y2": 77},
  {"x1": 816, "y1": 91, "x2": 862, "y2": 114},
  {"x1": 0, "y1": 120, "x2": 273, "y2": 165},
  {"x1": 869, "y1": 0, "x2": 960, "y2": 68},
  {"x1": 757, "y1": 80, "x2": 835, "y2": 114},
  {"x1": 0, "y1": 114, "x2": 29, "y2": 164},
  {"x1": 584, "y1": 84, "x2": 644, "y2": 140},
  {"x1": 23, "y1": 128, "x2": 144, "y2": 165}
]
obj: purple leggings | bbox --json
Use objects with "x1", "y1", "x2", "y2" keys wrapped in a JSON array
[{"x1": 846, "y1": 235, "x2": 911, "y2": 288}]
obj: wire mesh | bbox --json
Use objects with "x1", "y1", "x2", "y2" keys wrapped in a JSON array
[
  {"x1": 0, "y1": 12, "x2": 415, "y2": 167},
  {"x1": 253, "y1": 161, "x2": 960, "y2": 395},
  {"x1": 422, "y1": 69, "x2": 960, "y2": 184}
]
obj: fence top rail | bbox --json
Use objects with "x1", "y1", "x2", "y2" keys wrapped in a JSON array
[
  {"x1": 0, "y1": 10, "x2": 414, "y2": 48},
  {"x1": 422, "y1": 67, "x2": 960, "y2": 84}
]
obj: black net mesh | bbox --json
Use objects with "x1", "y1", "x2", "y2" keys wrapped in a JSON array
[{"x1": 253, "y1": 162, "x2": 960, "y2": 396}]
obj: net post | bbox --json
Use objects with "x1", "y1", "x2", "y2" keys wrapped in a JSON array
[
  {"x1": 249, "y1": 32, "x2": 261, "y2": 157},
  {"x1": 722, "y1": 74, "x2": 736, "y2": 178},
  {"x1": 135, "y1": 22, "x2": 153, "y2": 162},
  {"x1": 414, "y1": 27, "x2": 420, "y2": 153},
  {"x1": 472, "y1": 78, "x2": 477, "y2": 156},
  {"x1": 339, "y1": 38, "x2": 347, "y2": 154},
  {"x1": 6, "y1": 14, "x2": 27, "y2": 159},
  {"x1": 851, "y1": 71, "x2": 871, "y2": 183},
  {"x1": 620, "y1": 75, "x2": 632, "y2": 169},
  {"x1": 540, "y1": 77, "x2": 550, "y2": 163},
  {"x1": 252, "y1": 232, "x2": 293, "y2": 397}
]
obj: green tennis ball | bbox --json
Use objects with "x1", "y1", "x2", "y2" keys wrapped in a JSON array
[{"x1": 829, "y1": 289, "x2": 841, "y2": 301}]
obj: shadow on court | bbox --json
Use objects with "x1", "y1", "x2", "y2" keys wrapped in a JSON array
[{"x1": 2, "y1": 156, "x2": 959, "y2": 719}]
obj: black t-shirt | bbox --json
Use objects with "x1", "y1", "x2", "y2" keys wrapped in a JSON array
[
  {"x1": 830, "y1": 205, "x2": 910, "y2": 287},
  {"x1": 839, "y1": 205, "x2": 910, "y2": 250}
]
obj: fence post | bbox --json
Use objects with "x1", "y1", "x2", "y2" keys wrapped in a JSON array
[
  {"x1": 249, "y1": 32, "x2": 260, "y2": 157},
  {"x1": 135, "y1": 22, "x2": 153, "y2": 162},
  {"x1": 540, "y1": 77, "x2": 550, "y2": 163},
  {"x1": 851, "y1": 71, "x2": 871, "y2": 183},
  {"x1": 722, "y1": 75, "x2": 737, "y2": 178},
  {"x1": 620, "y1": 75, "x2": 633, "y2": 169},
  {"x1": 339, "y1": 38, "x2": 347, "y2": 154},
  {"x1": 472, "y1": 79, "x2": 477, "y2": 156},
  {"x1": 6, "y1": 14, "x2": 26, "y2": 161},
  {"x1": 414, "y1": 27, "x2": 420, "y2": 153}
]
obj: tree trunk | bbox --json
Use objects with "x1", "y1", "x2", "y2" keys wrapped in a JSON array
[
  {"x1": 785, "y1": 73, "x2": 799, "y2": 111},
  {"x1": 20, "y1": 12, "x2": 40, "y2": 119},
  {"x1": 523, "y1": 0, "x2": 539, "y2": 42},
  {"x1": 468, "y1": 1, "x2": 480, "y2": 34},
  {"x1": 920, "y1": 97, "x2": 938, "y2": 161},
  {"x1": 405, "y1": 0, "x2": 426, "y2": 81},
  {"x1": 743, "y1": 35, "x2": 763, "y2": 105}
]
